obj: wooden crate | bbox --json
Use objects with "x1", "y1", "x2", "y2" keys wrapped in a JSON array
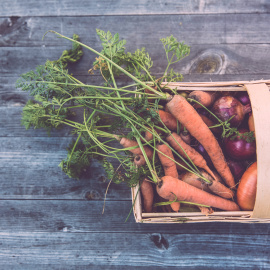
[{"x1": 131, "y1": 80, "x2": 270, "y2": 223}]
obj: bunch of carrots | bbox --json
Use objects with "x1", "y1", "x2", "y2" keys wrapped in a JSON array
[
  {"x1": 121, "y1": 90, "x2": 256, "y2": 214},
  {"x1": 17, "y1": 30, "x2": 257, "y2": 216}
]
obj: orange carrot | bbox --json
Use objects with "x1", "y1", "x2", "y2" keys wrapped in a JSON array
[
  {"x1": 156, "y1": 176, "x2": 240, "y2": 211},
  {"x1": 181, "y1": 170, "x2": 234, "y2": 199},
  {"x1": 208, "y1": 178, "x2": 235, "y2": 199},
  {"x1": 119, "y1": 137, "x2": 153, "y2": 159},
  {"x1": 157, "y1": 143, "x2": 180, "y2": 212},
  {"x1": 144, "y1": 108, "x2": 179, "y2": 132},
  {"x1": 189, "y1": 90, "x2": 217, "y2": 108},
  {"x1": 166, "y1": 95, "x2": 235, "y2": 188},
  {"x1": 166, "y1": 132, "x2": 217, "y2": 181},
  {"x1": 199, "y1": 114, "x2": 221, "y2": 135},
  {"x1": 180, "y1": 171, "x2": 213, "y2": 193},
  {"x1": 157, "y1": 144, "x2": 179, "y2": 179},
  {"x1": 140, "y1": 178, "x2": 154, "y2": 213},
  {"x1": 134, "y1": 154, "x2": 146, "y2": 167},
  {"x1": 158, "y1": 110, "x2": 179, "y2": 131},
  {"x1": 180, "y1": 171, "x2": 218, "y2": 214},
  {"x1": 144, "y1": 130, "x2": 154, "y2": 142}
]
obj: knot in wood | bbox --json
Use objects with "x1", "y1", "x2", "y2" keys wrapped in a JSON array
[{"x1": 189, "y1": 50, "x2": 227, "y2": 74}]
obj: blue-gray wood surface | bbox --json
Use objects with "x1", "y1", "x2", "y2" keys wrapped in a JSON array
[{"x1": 1, "y1": 1, "x2": 270, "y2": 269}]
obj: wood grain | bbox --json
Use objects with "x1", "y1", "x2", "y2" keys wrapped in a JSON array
[
  {"x1": 0, "y1": 200, "x2": 270, "y2": 234},
  {"x1": 2, "y1": 44, "x2": 270, "y2": 77},
  {"x1": 0, "y1": 136, "x2": 129, "y2": 199},
  {"x1": 1, "y1": 14, "x2": 270, "y2": 47},
  {"x1": 0, "y1": 231, "x2": 268, "y2": 269},
  {"x1": 0, "y1": 0, "x2": 270, "y2": 16}
]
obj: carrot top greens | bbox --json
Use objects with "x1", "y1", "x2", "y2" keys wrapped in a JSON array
[{"x1": 16, "y1": 29, "x2": 196, "y2": 186}]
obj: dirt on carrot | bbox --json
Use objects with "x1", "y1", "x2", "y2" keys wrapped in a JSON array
[{"x1": 157, "y1": 175, "x2": 240, "y2": 211}]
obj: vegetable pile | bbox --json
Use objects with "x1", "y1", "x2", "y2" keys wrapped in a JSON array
[{"x1": 16, "y1": 30, "x2": 257, "y2": 215}]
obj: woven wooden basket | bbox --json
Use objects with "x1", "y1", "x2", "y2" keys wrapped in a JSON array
[{"x1": 131, "y1": 80, "x2": 270, "y2": 223}]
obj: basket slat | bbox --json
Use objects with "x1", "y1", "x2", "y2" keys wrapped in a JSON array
[
  {"x1": 245, "y1": 83, "x2": 270, "y2": 218},
  {"x1": 131, "y1": 184, "x2": 142, "y2": 222}
]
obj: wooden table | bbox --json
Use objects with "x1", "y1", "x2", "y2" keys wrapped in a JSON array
[{"x1": 1, "y1": 1, "x2": 270, "y2": 269}]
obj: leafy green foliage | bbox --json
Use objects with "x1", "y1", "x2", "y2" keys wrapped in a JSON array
[
  {"x1": 163, "y1": 68, "x2": 183, "y2": 82},
  {"x1": 92, "y1": 29, "x2": 154, "y2": 83},
  {"x1": 59, "y1": 130, "x2": 111, "y2": 179},
  {"x1": 101, "y1": 158, "x2": 115, "y2": 181},
  {"x1": 96, "y1": 29, "x2": 126, "y2": 59},
  {"x1": 91, "y1": 29, "x2": 127, "y2": 82},
  {"x1": 59, "y1": 139, "x2": 93, "y2": 179},
  {"x1": 160, "y1": 35, "x2": 190, "y2": 82},
  {"x1": 225, "y1": 127, "x2": 255, "y2": 143},
  {"x1": 122, "y1": 158, "x2": 164, "y2": 188},
  {"x1": 54, "y1": 34, "x2": 83, "y2": 67},
  {"x1": 161, "y1": 35, "x2": 190, "y2": 62},
  {"x1": 21, "y1": 98, "x2": 70, "y2": 134},
  {"x1": 17, "y1": 29, "x2": 192, "y2": 189},
  {"x1": 16, "y1": 61, "x2": 80, "y2": 101},
  {"x1": 121, "y1": 48, "x2": 154, "y2": 82},
  {"x1": 16, "y1": 34, "x2": 83, "y2": 100}
]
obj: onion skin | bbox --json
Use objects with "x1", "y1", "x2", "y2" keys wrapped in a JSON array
[
  {"x1": 212, "y1": 96, "x2": 251, "y2": 127},
  {"x1": 223, "y1": 129, "x2": 256, "y2": 161},
  {"x1": 237, "y1": 162, "x2": 257, "y2": 210}
]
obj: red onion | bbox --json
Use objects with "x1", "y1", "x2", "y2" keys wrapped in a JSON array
[
  {"x1": 212, "y1": 96, "x2": 251, "y2": 127},
  {"x1": 223, "y1": 129, "x2": 256, "y2": 161},
  {"x1": 235, "y1": 92, "x2": 251, "y2": 106},
  {"x1": 227, "y1": 159, "x2": 246, "y2": 182}
]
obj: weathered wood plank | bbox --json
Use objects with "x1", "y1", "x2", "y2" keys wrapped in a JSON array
[
  {"x1": 1, "y1": 200, "x2": 270, "y2": 235},
  {"x1": 0, "y1": 0, "x2": 270, "y2": 17},
  {"x1": 0, "y1": 136, "x2": 130, "y2": 199},
  {"x1": 0, "y1": 230, "x2": 268, "y2": 269},
  {"x1": 1, "y1": 14, "x2": 270, "y2": 47},
  {"x1": 2, "y1": 44, "x2": 270, "y2": 77},
  {"x1": 0, "y1": 107, "x2": 72, "y2": 137},
  {"x1": 0, "y1": 167, "x2": 130, "y2": 200}
]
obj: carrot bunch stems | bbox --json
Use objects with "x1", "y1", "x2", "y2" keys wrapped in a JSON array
[{"x1": 19, "y1": 30, "x2": 241, "y2": 214}]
